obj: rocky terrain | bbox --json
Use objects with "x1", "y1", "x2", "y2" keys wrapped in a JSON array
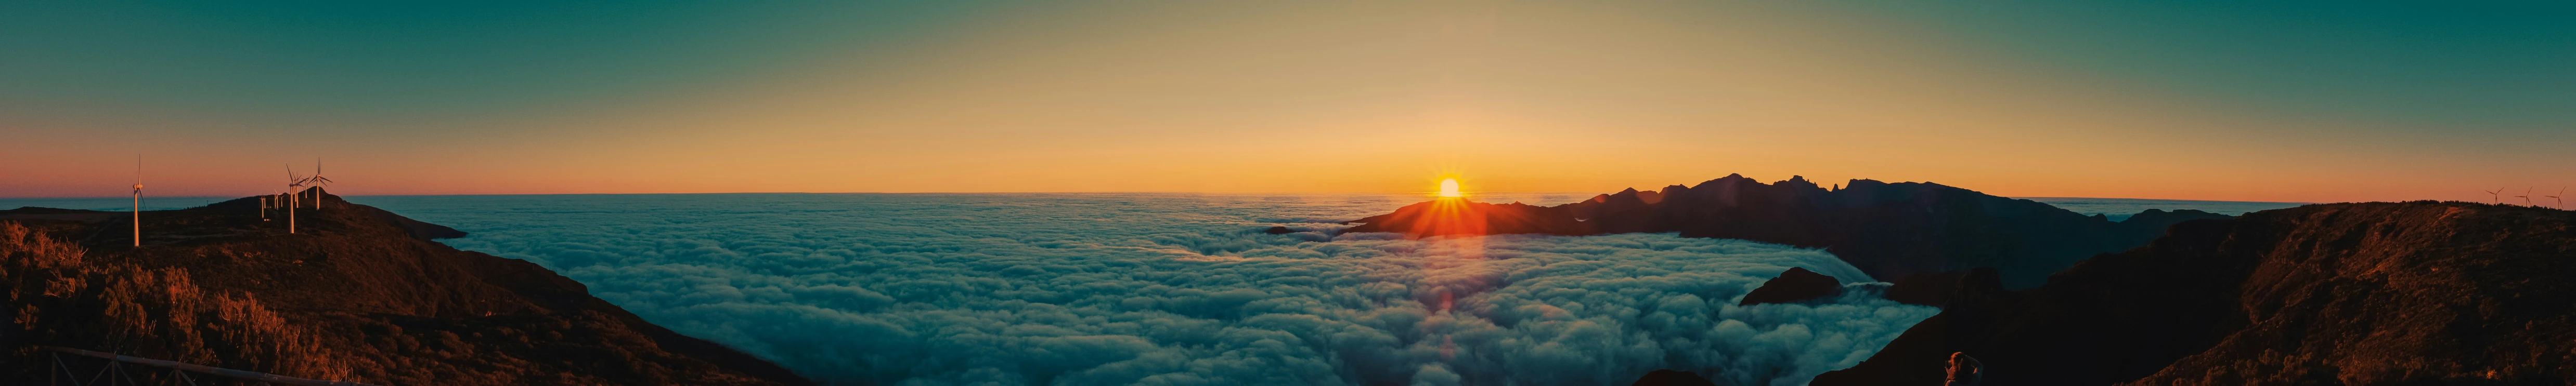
[
  {"x1": 1810, "y1": 202, "x2": 2576, "y2": 385},
  {"x1": 1, "y1": 188, "x2": 810, "y2": 385},
  {"x1": 1347, "y1": 174, "x2": 2233, "y2": 288},
  {"x1": 1734, "y1": 267, "x2": 1845, "y2": 306}
]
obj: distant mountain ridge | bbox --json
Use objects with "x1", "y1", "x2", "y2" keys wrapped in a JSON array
[
  {"x1": 1346, "y1": 174, "x2": 2233, "y2": 287},
  {"x1": 1, "y1": 188, "x2": 811, "y2": 385}
]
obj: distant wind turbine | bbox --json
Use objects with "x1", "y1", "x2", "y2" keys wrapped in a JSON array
[
  {"x1": 132, "y1": 155, "x2": 142, "y2": 248},
  {"x1": 2516, "y1": 188, "x2": 2533, "y2": 206},
  {"x1": 306, "y1": 158, "x2": 334, "y2": 210},
  {"x1": 2548, "y1": 188, "x2": 2565, "y2": 209},
  {"x1": 288, "y1": 164, "x2": 305, "y2": 234},
  {"x1": 2484, "y1": 188, "x2": 2504, "y2": 204}
]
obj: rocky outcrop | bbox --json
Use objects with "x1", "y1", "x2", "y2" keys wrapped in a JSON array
[
  {"x1": 1738, "y1": 267, "x2": 1844, "y2": 305},
  {"x1": 1810, "y1": 202, "x2": 2576, "y2": 385},
  {"x1": 1, "y1": 189, "x2": 810, "y2": 385},
  {"x1": 1348, "y1": 174, "x2": 2234, "y2": 288}
]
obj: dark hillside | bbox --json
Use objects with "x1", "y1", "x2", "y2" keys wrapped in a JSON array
[
  {"x1": 1811, "y1": 202, "x2": 2576, "y2": 385},
  {"x1": 2, "y1": 188, "x2": 810, "y2": 385}
]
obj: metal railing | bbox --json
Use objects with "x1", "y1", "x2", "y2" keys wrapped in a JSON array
[{"x1": 41, "y1": 346, "x2": 379, "y2": 386}]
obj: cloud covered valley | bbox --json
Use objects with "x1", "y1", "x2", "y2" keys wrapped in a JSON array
[{"x1": 353, "y1": 193, "x2": 1936, "y2": 385}]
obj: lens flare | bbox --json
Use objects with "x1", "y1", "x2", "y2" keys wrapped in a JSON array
[{"x1": 1438, "y1": 178, "x2": 1463, "y2": 197}]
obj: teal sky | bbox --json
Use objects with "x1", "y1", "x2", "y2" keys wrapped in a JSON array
[
  {"x1": 1840, "y1": 2, "x2": 2576, "y2": 127},
  {"x1": 3, "y1": 2, "x2": 992, "y2": 122},
  {"x1": 4, "y1": 2, "x2": 2571, "y2": 202}
]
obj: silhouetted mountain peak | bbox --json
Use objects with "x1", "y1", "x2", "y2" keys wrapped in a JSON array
[
  {"x1": 1779, "y1": 175, "x2": 1823, "y2": 191},
  {"x1": 1739, "y1": 267, "x2": 1845, "y2": 305},
  {"x1": 1347, "y1": 174, "x2": 2226, "y2": 288}
]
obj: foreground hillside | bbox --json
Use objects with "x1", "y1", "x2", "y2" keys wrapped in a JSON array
[
  {"x1": 0, "y1": 189, "x2": 810, "y2": 385},
  {"x1": 1811, "y1": 202, "x2": 2576, "y2": 385}
]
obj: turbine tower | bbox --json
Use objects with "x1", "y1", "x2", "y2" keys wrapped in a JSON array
[
  {"x1": 2516, "y1": 188, "x2": 2533, "y2": 206},
  {"x1": 287, "y1": 164, "x2": 305, "y2": 234},
  {"x1": 132, "y1": 155, "x2": 141, "y2": 248},
  {"x1": 305, "y1": 158, "x2": 334, "y2": 210},
  {"x1": 2549, "y1": 188, "x2": 2565, "y2": 209}
]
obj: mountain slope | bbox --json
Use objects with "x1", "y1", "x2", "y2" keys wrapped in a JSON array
[
  {"x1": 1810, "y1": 201, "x2": 2576, "y2": 385},
  {"x1": 2, "y1": 189, "x2": 811, "y2": 385}
]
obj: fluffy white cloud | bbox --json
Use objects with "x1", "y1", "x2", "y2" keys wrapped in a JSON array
[{"x1": 356, "y1": 193, "x2": 1934, "y2": 386}]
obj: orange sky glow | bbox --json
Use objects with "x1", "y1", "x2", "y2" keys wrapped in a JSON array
[{"x1": 5, "y1": 2, "x2": 2570, "y2": 203}]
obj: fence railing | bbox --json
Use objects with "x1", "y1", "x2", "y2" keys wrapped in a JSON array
[{"x1": 41, "y1": 346, "x2": 379, "y2": 386}]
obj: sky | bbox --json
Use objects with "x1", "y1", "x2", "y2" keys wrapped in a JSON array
[{"x1": 4, "y1": 1, "x2": 2571, "y2": 203}]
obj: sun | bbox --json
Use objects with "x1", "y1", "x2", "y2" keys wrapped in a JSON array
[{"x1": 1438, "y1": 178, "x2": 1464, "y2": 197}]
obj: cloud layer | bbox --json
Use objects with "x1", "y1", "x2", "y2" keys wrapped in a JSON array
[{"x1": 355, "y1": 193, "x2": 1935, "y2": 385}]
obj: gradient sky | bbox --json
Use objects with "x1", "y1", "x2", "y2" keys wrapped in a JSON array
[{"x1": 5, "y1": 1, "x2": 2571, "y2": 203}]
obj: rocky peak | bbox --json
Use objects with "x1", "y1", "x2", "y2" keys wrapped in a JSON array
[{"x1": 1738, "y1": 267, "x2": 1846, "y2": 305}]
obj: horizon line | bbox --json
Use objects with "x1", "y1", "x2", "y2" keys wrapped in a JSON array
[{"x1": 1, "y1": 191, "x2": 2314, "y2": 204}]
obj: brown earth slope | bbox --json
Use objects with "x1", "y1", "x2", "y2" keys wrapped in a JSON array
[
  {"x1": 1810, "y1": 201, "x2": 2576, "y2": 385},
  {"x1": 2, "y1": 188, "x2": 811, "y2": 385}
]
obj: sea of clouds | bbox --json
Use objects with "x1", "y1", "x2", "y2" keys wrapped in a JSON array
[{"x1": 352, "y1": 193, "x2": 1937, "y2": 386}]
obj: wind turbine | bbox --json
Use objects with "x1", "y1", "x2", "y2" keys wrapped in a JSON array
[
  {"x1": 2484, "y1": 188, "x2": 2504, "y2": 204},
  {"x1": 132, "y1": 155, "x2": 141, "y2": 248},
  {"x1": 287, "y1": 164, "x2": 305, "y2": 234},
  {"x1": 2548, "y1": 188, "x2": 2565, "y2": 209},
  {"x1": 2515, "y1": 188, "x2": 2533, "y2": 206},
  {"x1": 305, "y1": 158, "x2": 334, "y2": 210}
]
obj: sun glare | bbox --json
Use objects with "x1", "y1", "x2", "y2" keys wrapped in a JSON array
[{"x1": 1438, "y1": 178, "x2": 1464, "y2": 197}]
